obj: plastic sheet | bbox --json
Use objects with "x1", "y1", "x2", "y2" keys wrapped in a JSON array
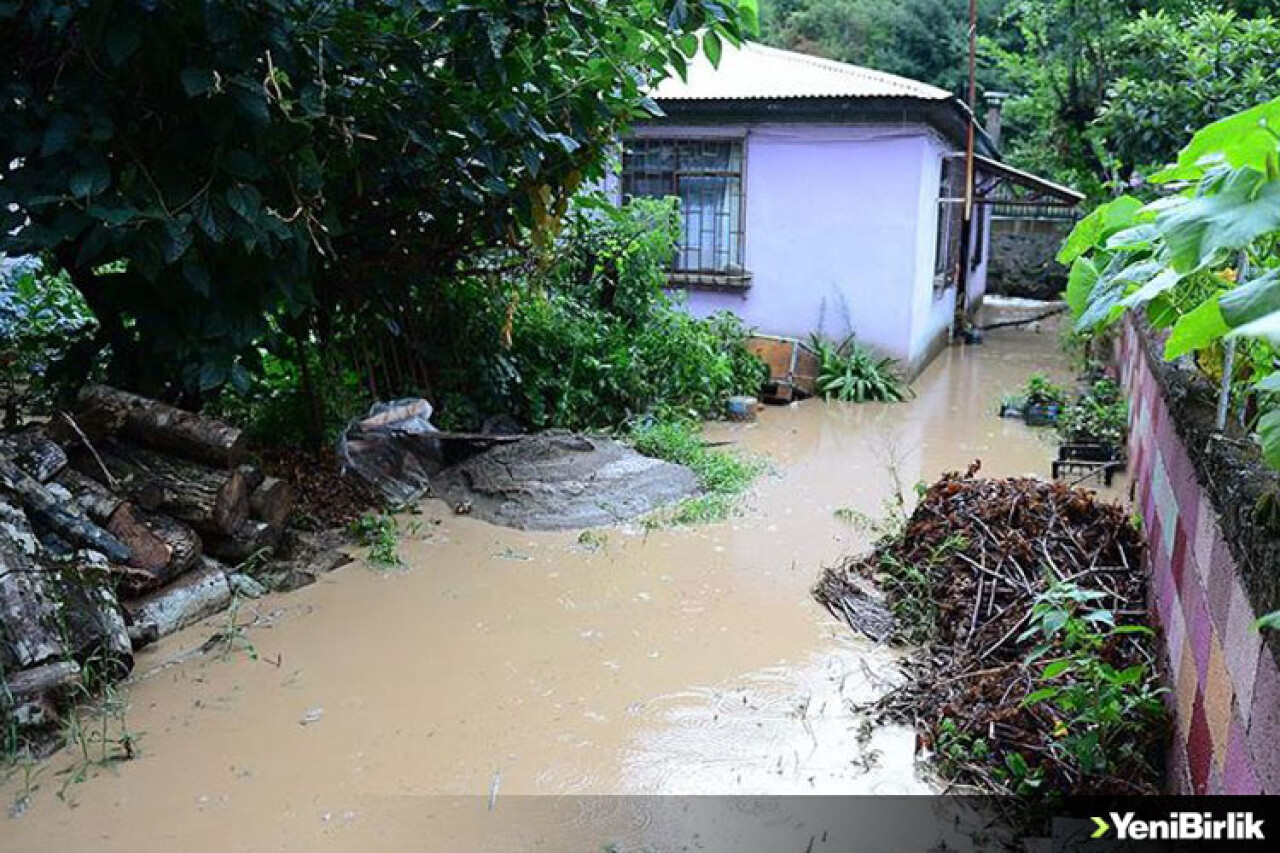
[{"x1": 337, "y1": 399, "x2": 442, "y2": 505}]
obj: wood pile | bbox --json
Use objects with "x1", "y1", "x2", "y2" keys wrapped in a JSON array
[
  {"x1": 815, "y1": 470, "x2": 1163, "y2": 795},
  {"x1": 1, "y1": 384, "x2": 349, "y2": 753}
]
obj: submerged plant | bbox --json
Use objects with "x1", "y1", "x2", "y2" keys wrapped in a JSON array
[
  {"x1": 1056, "y1": 378, "x2": 1128, "y2": 447},
  {"x1": 348, "y1": 512, "x2": 403, "y2": 569},
  {"x1": 1021, "y1": 373, "x2": 1068, "y2": 408},
  {"x1": 811, "y1": 334, "x2": 908, "y2": 403}
]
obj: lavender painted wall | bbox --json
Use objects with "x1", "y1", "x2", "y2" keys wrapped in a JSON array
[{"x1": 627, "y1": 122, "x2": 989, "y2": 377}]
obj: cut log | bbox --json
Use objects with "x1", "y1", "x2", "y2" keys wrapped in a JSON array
[
  {"x1": 125, "y1": 558, "x2": 232, "y2": 640},
  {"x1": 54, "y1": 468, "x2": 197, "y2": 586},
  {"x1": 69, "y1": 443, "x2": 165, "y2": 510},
  {"x1": 56, "y1": 467, "x2": 125, "y2": 523},
  {"x1": 83, "y1": 443, "x2": 247, "y2": 536},
  {"x1": 204, "y1": 519, "x2": 281, "y2": 565},
  {"x1": 1, "y1": 661, "x2": 81, "y2": 705},
  {"x1": 0, "y1": 456, "x2": 132, "y2": 564},
  {"x1": 134, "y1": 511, "x2": 202, "y2": 583},
  {"x1": 0, "y1": 500, "x2": 66, "y2": 669},
  {"x1": 76, "y1": 384, "x2": 247, "y2": 467},
  {"x1": 0, "y1": 431, "x2": 68, "y2": 482},
  {"x1": 248, "y1": 476, "x2": 293, "y2": 528},
  {"x1": 54, "y1": 567, "x2": 132, "y2": 677}
]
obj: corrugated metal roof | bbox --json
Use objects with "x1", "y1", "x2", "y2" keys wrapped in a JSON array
[{"x1": 653, "y1": 42, "x2": 952, "y2": 103}]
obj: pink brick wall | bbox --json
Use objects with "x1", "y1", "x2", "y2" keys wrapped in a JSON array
[{"x1": 1119, "y1": 320, "x2": 1280, "y2": 794}]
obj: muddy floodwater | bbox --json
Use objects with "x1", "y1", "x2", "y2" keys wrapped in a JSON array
[{"x1": 3, "y1": 325, "x2": 1105, "y2": 850}]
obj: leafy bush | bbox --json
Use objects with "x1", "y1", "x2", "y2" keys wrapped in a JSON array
[
  {"x1": 426, "y1": 197, "x2": 768, "y2": 431},
  {"x1": 1019, "y1": 582, "x2": 1167, "y2": 785},
  {"x1": 1057, "y1": 379, "x2": 1128, "y2": 447},
  {"x1": 811, "y1": 334, "x2": 908, "y2": 402},
  {"x1": 0, "y1": 258, "x2": 97, "y2": 424},
  {"x1": 1062, "y1": 97, "x2": 1280, "y2": 469},
  {"x1": 211, "y1": 345, "x2": 371, "y2": 448},
  {"x1": 0, "y1": 1, "x2": 758, "y2": 397}
]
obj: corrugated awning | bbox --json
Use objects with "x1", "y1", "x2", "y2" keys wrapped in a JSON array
[{"x1": 972, "y1": 154, "x2": 1084, "y2": 206}]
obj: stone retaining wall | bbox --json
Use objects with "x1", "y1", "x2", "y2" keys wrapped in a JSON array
[{"x1": 1119, "y1": 319, "x2": 1280, "y2": 794}]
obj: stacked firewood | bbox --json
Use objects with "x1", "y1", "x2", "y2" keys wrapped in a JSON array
[{"x1": 0, "y1": 384, "x2": 329, "y2": 749}]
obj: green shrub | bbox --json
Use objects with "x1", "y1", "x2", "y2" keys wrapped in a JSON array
[
  {"x1": 0, "y1": 259, "x2": 97, "y2": 424},
  {"x1": 1021, "y1": 373, "x2": 1069, "y2": 408},
  {"x1": 1057, "y1": 378, "x2": 1128, "y2": 447},
  {"x1": 811, "y1": 334, "x2": 908, "y2": 402},
  {"x1": 211, "y1": 344, "x2": 371, "y2": 447},
  {"x1": 430, "y1": 197, "x2": 768, "y2": 431}
]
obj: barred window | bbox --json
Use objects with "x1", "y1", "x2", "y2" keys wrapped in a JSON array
[
  {"x1": 934, "y1": 158, "x2": 964, "y2": 292},
  {"x1": 622, "y1": 138, "x2": 746, "y2": 277}
]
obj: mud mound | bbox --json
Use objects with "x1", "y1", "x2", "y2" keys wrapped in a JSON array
[{"x1": 432, "y1": 432, "x2": 699, "y2": 530}]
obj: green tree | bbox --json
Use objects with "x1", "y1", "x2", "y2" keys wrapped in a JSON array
[
  {"x1": 1094, "y1": 8, "x2": 1280, "y2": 181},
  {"x1": 0, "y1": 0, "x2": 757, "y2": 399},
  {"x1": 762, "y1": 0, "x2": 1011, "y2": 94}
]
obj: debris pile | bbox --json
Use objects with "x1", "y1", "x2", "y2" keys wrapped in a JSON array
[
  {"x1": 816, "y1": 471, "x2": 1165, "y2": 795},
  {"x1": 1, "y1": 384, "x2": 349, "y2": 754}
]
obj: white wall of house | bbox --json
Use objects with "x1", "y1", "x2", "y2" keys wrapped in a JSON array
[{"x1": 625, "y1": 121, "x2": 990, "y2": 378}]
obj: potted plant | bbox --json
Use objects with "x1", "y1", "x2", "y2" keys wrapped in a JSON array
[
  {"x1": 1021, "y1": 373, "x2": 1069, "y2": 426},
  {"x1": 1056, "y1": 379, "x2": 1128, "y2": 461}
]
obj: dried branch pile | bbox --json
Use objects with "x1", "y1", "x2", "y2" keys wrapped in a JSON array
[
  {"x1": 816, "y1": 471, "x2": 1165, "y2": 795},
  {"x1": 2, "y1": 385, "x2": 350, "y2": 754}
]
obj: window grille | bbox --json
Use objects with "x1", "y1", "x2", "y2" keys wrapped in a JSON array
[{"x1": 622, "y1": 138, "x2": 747, "y2": 281}]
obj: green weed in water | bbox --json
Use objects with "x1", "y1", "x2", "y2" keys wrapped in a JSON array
[{"x1": 628, "y1": 417, "x2": 764, "y2": 527}]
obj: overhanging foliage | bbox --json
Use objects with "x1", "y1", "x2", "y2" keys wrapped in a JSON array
[{"x1": 0, "y1": 0, "x2": 757, "y2": 396}]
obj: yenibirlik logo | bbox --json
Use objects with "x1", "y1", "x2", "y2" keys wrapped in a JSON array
[{"x1": 1091, "y1": 812, "x2": 1265, "y2": 841}]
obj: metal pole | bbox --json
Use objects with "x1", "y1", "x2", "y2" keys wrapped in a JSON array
[
  {"x1": 953, "y1": 0, "x2": 979, "y2": 338},
  {"x1": 1217, "y1": 253, "x2": 1249, "y2": 431}
]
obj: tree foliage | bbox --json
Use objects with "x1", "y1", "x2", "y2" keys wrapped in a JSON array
[
  {"x1": 761, "y1": 0, "x2": 1010, "y2": 94},
  {"x1": 1094, "y1": 8, "x2": 1280, "y2": 181},
  {"x1": 0, "y1": 0, "x2": 757, "y2": 398}
]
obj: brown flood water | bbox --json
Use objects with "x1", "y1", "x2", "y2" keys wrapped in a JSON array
[{"x1": 2, "y1": 324, "x2": 1104, "y2": 851}]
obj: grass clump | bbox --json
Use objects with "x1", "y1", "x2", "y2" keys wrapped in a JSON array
[
  {"x1": 627, "y1": 416, "x2": 763, "y2": 526},
  {"x1": 348, "y1": 512, "x2": 404, "y2": 569}
]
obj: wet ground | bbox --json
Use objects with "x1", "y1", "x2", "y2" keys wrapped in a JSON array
[{"x1": 2, "y1": 323, "x2": 1103, "y2": 851}]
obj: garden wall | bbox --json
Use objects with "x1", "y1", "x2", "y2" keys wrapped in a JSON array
[
  {"x1": 987, "y1": 217, "x2": 1070, "y2": 301},
  {"x1": 1119, "y1": 318, "x2": 1280, "y2": 794}
]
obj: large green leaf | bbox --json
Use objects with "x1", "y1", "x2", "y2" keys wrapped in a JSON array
[
  {"x1": 1151, "y1": 97, "x2": 1280, "y2": 184},
  {"x1": 1258, "y1": 409, "x2": 1280, "y2": 470},
  {"x1": 1064, "y1": 257, "x2": 1098, "y2": 320},
  {"x1": 1157, "y1": 167, "x2": 1280, "y2": 272},
  {"x1": 1220, "y1": 268, "x2": 1280, "y2": 328},
  {"x1": 1164, "y1": 298, "x2": 1229, "y2": 360},
  {"x1": 1057, "y1": 196, "x2": 1143, "y2": 265},
  {"x1": 1120, "y1": 266, "x2": 1181, "y2": 310},
  {"x1": 1075, "y1": 258, "x2": 1162, "y2": 330}
]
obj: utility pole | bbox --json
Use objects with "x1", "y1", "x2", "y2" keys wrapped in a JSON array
[{"x1": 953, "y1": 0, "x2": 979, "y2": 341}]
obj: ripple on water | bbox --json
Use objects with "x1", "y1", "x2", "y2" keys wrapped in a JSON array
[{"x1": 621, "y1": 641, "x2": 932, "y2": 795}]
